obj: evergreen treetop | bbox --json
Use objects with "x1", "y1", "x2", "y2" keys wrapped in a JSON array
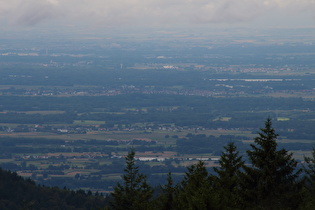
[
  {"x1": 214, "y1": 142, "x2": 244, "y2": 190},
  {"x1": 110, "y1": 148, "x2": 153, "y2": 210},
  {"x1": 214, "y1": 142, "x2": 244, "y2": 209},
  {"x1": 243, "y1": 118, "x2": 302, "y2": 209},
  {"x1": 174, "y1": 161, "x2": 219, "y2": 210}
]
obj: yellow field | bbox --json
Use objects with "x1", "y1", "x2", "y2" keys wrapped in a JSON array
[{"x1": 277, "y1": 117, "x2": 290, "y2": 121}]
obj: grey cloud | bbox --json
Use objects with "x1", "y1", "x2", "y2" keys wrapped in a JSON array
[
  {"x1": 0, "y1": 0, "x2": 314, "y2": 27},
  {"x1": 15, "y1": 2, "x2": 59, "y2": 26},
  {"x1": 0, "y1": 0, "x2": 61, "y2": 26},
  {"x1": 16, "y1": 1, "x2": 60, "y2": 26}
]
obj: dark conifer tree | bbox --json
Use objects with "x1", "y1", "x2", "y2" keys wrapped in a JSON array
[
  {"x1": 304, "y1": 148, "x2": 315, "y2": 186},
  {"x1": 242, "y1": 118, "x2": 302, "y2": 209},
  {"x1": 214, "y1": 142, "x2": 244, "y2": 209},
  {"x1": 302, "y1": 148, "x2": 315, "y2": 209},
  {"x1": 110, "y1": 148, "x2": 153, "y2": 210},
  {"x1": 174, "y1": 161, "x2": 219, "y2": 210},
  {"x1": 154, "y1": 172, "x2": 175, "y2": 210}
]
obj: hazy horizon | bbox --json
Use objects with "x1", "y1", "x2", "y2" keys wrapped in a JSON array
[{"x1": 0, "y1": 0, "x2": 314, "y2": 42}]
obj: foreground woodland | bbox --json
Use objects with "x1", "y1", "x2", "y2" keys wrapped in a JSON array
[
  {"x1": 1, "y1": 119, "x2": 315, "y2": 210},
  {"x1": 110, "y1": 119, "x2": 315, "y2": 210}
]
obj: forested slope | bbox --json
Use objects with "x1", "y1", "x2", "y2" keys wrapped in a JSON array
[{"x1": 0, "y1": 168, "x2": 107, "y2": 210}]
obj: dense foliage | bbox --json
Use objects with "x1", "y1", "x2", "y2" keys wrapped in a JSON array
[
  {"x1": 110, "y1": 149, "x2": 153, "y2": 210},
  {"x1": 2, "y1": 119, "x2": 315, "y2": 209},
  {"x1": 241, "y1": 118, "x2": 303, "y2": 209},
  {"x1": 108, "y1": 119, "x2": 315, "y2": 210},
  {"x1": 0, "y1": 169, "x2": 107, "y2": 209}
]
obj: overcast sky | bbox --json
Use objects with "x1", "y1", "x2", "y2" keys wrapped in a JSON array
[{"x1": 0, "y1": 0, "x2": 315, "y2": 37}]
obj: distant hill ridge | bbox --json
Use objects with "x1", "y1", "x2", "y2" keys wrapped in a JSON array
[{"x1": 0, "y1": 167, "x2": 107, "y2": 210}]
